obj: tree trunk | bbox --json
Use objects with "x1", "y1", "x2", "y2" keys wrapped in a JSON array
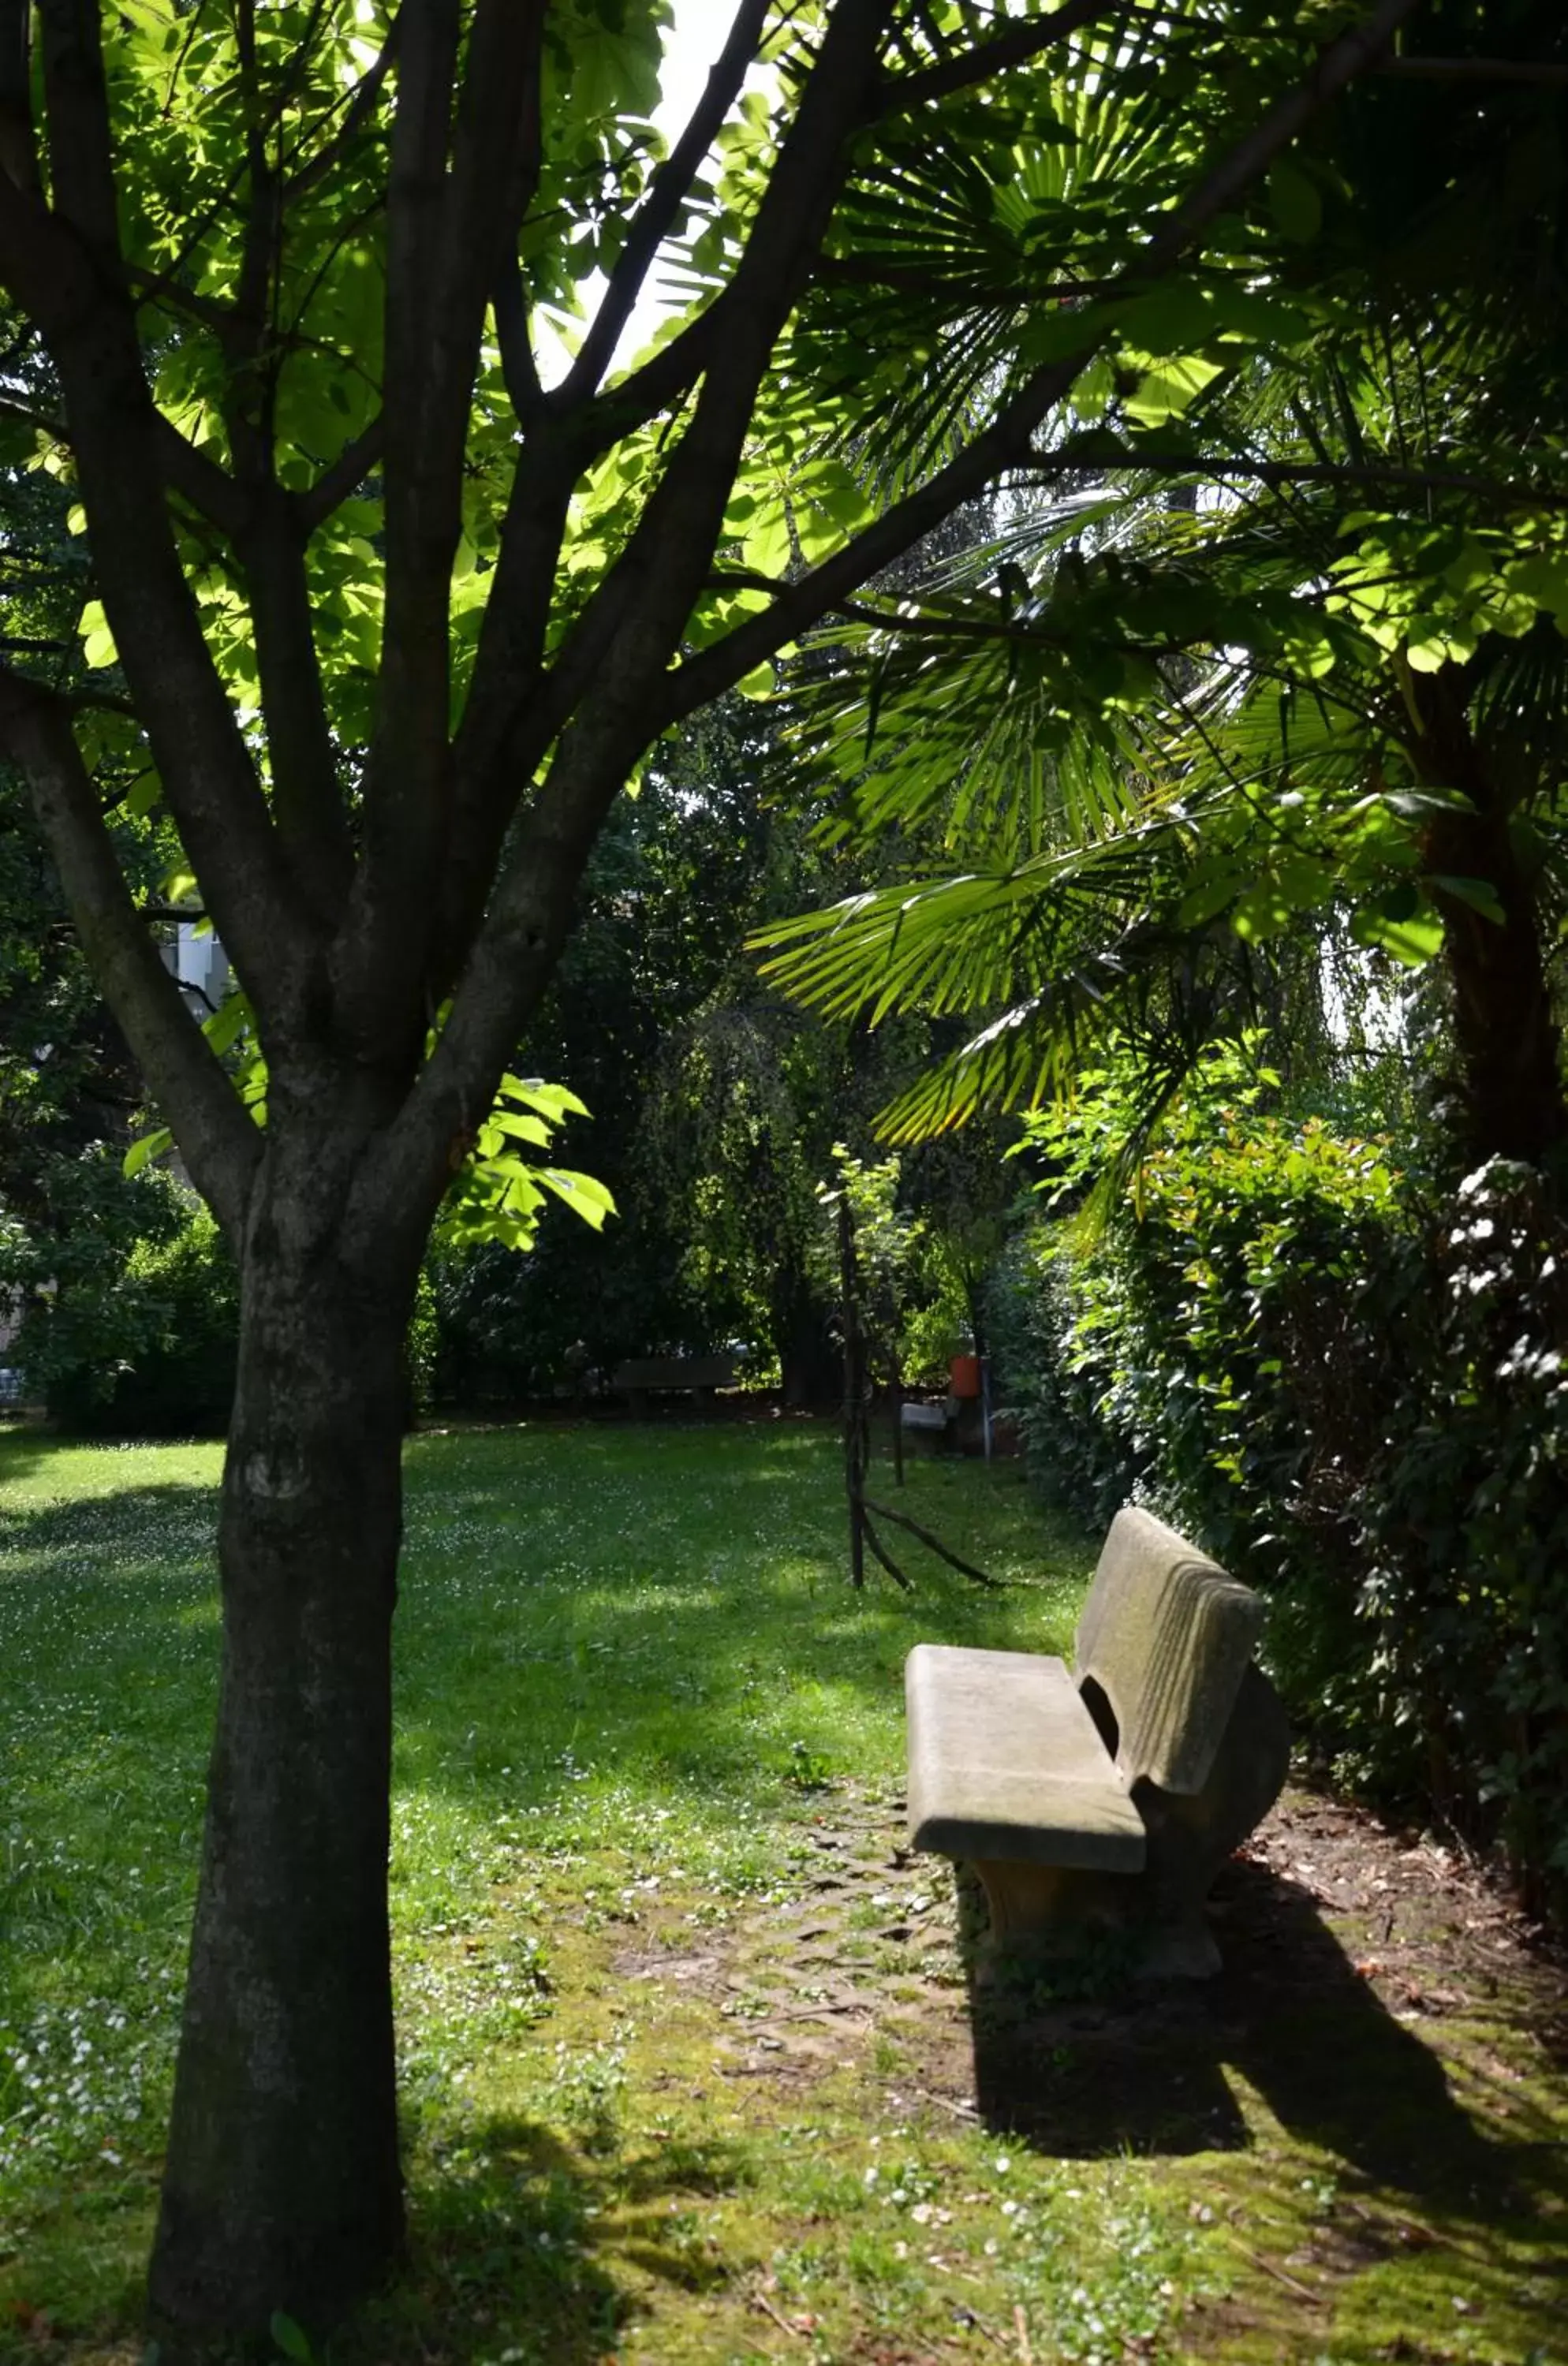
[
  {"x1": 1413, "y1": 664, "x2": 1568, "y2": 1170},
  {"x1": 771, "y1": 1269, "x2": 836, "y2": 1409},
  {"x1": 1427, "y1": 800, "x2": 1566, "y2": 1166},
  {"x1": 148, "y1": 1178, "x2": 414, "y2": 2334}
]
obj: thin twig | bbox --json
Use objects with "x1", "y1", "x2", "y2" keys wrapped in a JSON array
[
  {"x1": 750, "y1": 2287, "x2": 808, "y2": 2340},
  {"x1": 910, "y1": 2083, "x2": 980, "y2": 2122},
  {"x1": 861, "y1": 1506, "x2": 915, "y2": 1592},
  {"x1": 952, "y1": 2303, "x2": 1014, "y2": 2353},
  {"x1": 864, "y1": 1496, "x2": 1000, "y2": 1589},
  {"x1": 1244, "y1": 2248, "x2": 1323, "y2": 2304}
]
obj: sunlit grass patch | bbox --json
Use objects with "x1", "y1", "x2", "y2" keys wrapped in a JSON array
[{"x1": 1, "y1": 1419, "x2": 1563, "y2": 2365}]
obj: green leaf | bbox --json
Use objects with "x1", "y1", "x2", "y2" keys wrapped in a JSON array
[
  {"x1": 481, "y1": 1110, "x2": 554, "y2": 1150},
  {"x1": 1267, "y1": 157, "x2": 1322, "y2": 244},
  {"x1": 498, "y1": 1076, "x2": 590, "y2": 1124},
  {"x1": 1501, "y1": 550, "x2": 1568, "y2": 625},
  {"x1": 123, "y1": 1126, "x2": 173, "y2": 1178},
  {"x1": 1177, "y1": 869, "x2": 1241, "y2": 928},
  {"x1": 536, "y1": 1168, "x2": 618, "y2": 1230},
  {"x1": 1350, "y1": 902, "x2": 1443, "y2": 967},
  {"x1": 270, "y1": 2316, "x2": 312, "y2": 2366},
  {"x1": 78, "y1": 599, "x2": 118, "y2": 670},
  {"x1": 1430, "y1": 874, "x2": 1506, "y2": 926},
  {"x1": 202, "y1": 994, "x2": 252, "y2": 1056},
  {"x1": 1119, "y1": 353, "x2": 1225, "y2": 428}
]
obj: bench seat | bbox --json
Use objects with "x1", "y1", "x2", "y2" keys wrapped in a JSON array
[
  {"x1": 906, "y1": 1644, "x2": 1147, "y2": 1874},
  {"x1": 904, "y1": 1508, "x2": 1291, "y2": 1976},
  {"x1": 613, "y1": 1354, "x2": 736, "y2": 1394}
]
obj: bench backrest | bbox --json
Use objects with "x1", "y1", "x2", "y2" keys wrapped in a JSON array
[
  {"x1": 614, "y1": 1355, "x2": 736, "y2": 1390},
  {"x1": 1073, "y1": 1506, "x2": 1264, "y2": 1798}
]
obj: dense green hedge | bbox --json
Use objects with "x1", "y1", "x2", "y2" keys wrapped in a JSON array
[{"x1": 991, "y1": 1070, "x2": 1567, "y2": 1917}]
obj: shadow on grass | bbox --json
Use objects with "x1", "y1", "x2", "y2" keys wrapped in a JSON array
[
  {"x1": 353, "y1": 2115, "x2": 750, "y2": 2366},
  {"x1": 0, "y1": 1476, "x2": 218, "y2": 1558},
  {"x1": 0, "y1": 1427, "x2": 65, "y2": 1487},
  {"x1": 963, "y1": 1857, "x2": 1554, "y2": 2214}
]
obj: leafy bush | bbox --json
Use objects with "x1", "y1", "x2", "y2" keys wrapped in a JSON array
[
  {"x1": 77, "y1": 1199, "x2": 239, "y2": 1437},
  {"x1": 1358, "y1": 1160, "x2": 1568, "y2": 1906},
  {"x1": 992, "y1": 1043, "x2": 1568, "y2": 1916},
  {"x1": 2, "y1": 1156, "x2": 239, "y2": 1436},
  {"x1": 428, "y1": 1204, "x2": 715, "y2": 1407}
]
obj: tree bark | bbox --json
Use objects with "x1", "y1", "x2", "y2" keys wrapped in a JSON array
[
  {"x1": 772, "y1": 1274, "x2": 837, "y2": 1411},
  {"x1": 148, "y1": 1159, "x2": 416, "y2": 2333},
  {"x1": 1426, "y1": 801, "x2": 1566, "y2": 1167},
  {"x1": 1412, "y1": 663, "x2": 1568, "y2": 1169}
]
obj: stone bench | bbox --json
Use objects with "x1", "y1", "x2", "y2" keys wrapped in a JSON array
[
  {"x1": 612, "y1": 1354, "x2": 737, "y2": 1417},
  {"x1": 905, "y1": 1506, "x2": 1289, "y2": 1976}
]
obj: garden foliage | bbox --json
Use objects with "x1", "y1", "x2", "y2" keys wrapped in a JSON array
[
  {"x1": 995, "y1": 1045, "x2": 1567, "y2": 1913},
  {"x1": 0, "y1": 1162, "x2": 238, "y2": 1434}
]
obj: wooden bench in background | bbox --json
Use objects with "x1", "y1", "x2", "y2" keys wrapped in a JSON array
[
  {"x1": 612, "y1": 1354, "x2": 737, "y2": 1419},
  {"x1": 905, "y1": 1506, "x2": 1289, "y2": 1977}
]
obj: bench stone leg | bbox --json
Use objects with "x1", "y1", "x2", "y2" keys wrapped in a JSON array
[
  {"x1": 965, "y1": 1859, "x2": 1142, "y2": 1957},
  {"x1": 963, "y1": 1859, "x2": 1225, "y2": 1980},
  {"x1": 1135, "y1": 1662, "x2": 1291, "y2": 1931}
]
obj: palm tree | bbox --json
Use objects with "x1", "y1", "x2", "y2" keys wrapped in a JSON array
[{"x1": 757, "y1": 4, "x2": 1568, "y2": 1173}]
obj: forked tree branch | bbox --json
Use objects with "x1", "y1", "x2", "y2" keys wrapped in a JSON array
[
  {"x1": 348, "y1": 0, "x2": 547, "y2": 1056},
  {"x1": 439, "y1": 420, "x2": 581, "y2": 968},
  {"x1": 298, "y1": 417, "x2": 385, "y2": 529},
  {"x1": 572, "y1": 297, "x2": 730, "y2": 454},
  {"x1": 502, "y1": 0, "x2": 898, "y2": 780},
  {"x1": 489, "y1": 24, "x2": 547, "y2": 423},
  {"x1": 373, "y1": 0, "x2": 902, "y2": 1222},
  {"x1": 561, "y1": 0, "x2": 772, "y2": 402},
  {"x1": 13, "y1": 2, "x2": 319, "y2": 1025},
  {"x1": 439, "y1": 0, "x2": 890, "y2": 969},
  {"x1": 0, "y1": 666, "x2": 260, "y2": 1243},
  {"x1": 237, "y1": 495, "x2": 357, "y2": 917},
  {"x1": 493, "y1": 251, "x2": 544, "y2": 422},
  {"x1": 154, "y1": 419, "x2": 252, "y2": 536},
  {"x1": 399, "y1": 0, "x2": 1425, "y2": 1224},
  {"x1": 283, "y1": 11, "x2": 403, "y2": 201}
]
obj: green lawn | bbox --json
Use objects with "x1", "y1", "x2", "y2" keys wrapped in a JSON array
[{"x1": 0, "y1": 1420, "x2": 1562, "y2": 2365}]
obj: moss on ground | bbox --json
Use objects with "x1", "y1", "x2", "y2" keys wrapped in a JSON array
[{"x1": 0, "y1": 1420, "x2": 1562, "y2": 2364}]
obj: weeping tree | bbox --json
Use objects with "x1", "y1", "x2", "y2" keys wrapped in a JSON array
[{"x1": 0, "y1": 0, "x2": 1421, "y2": 2333}]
